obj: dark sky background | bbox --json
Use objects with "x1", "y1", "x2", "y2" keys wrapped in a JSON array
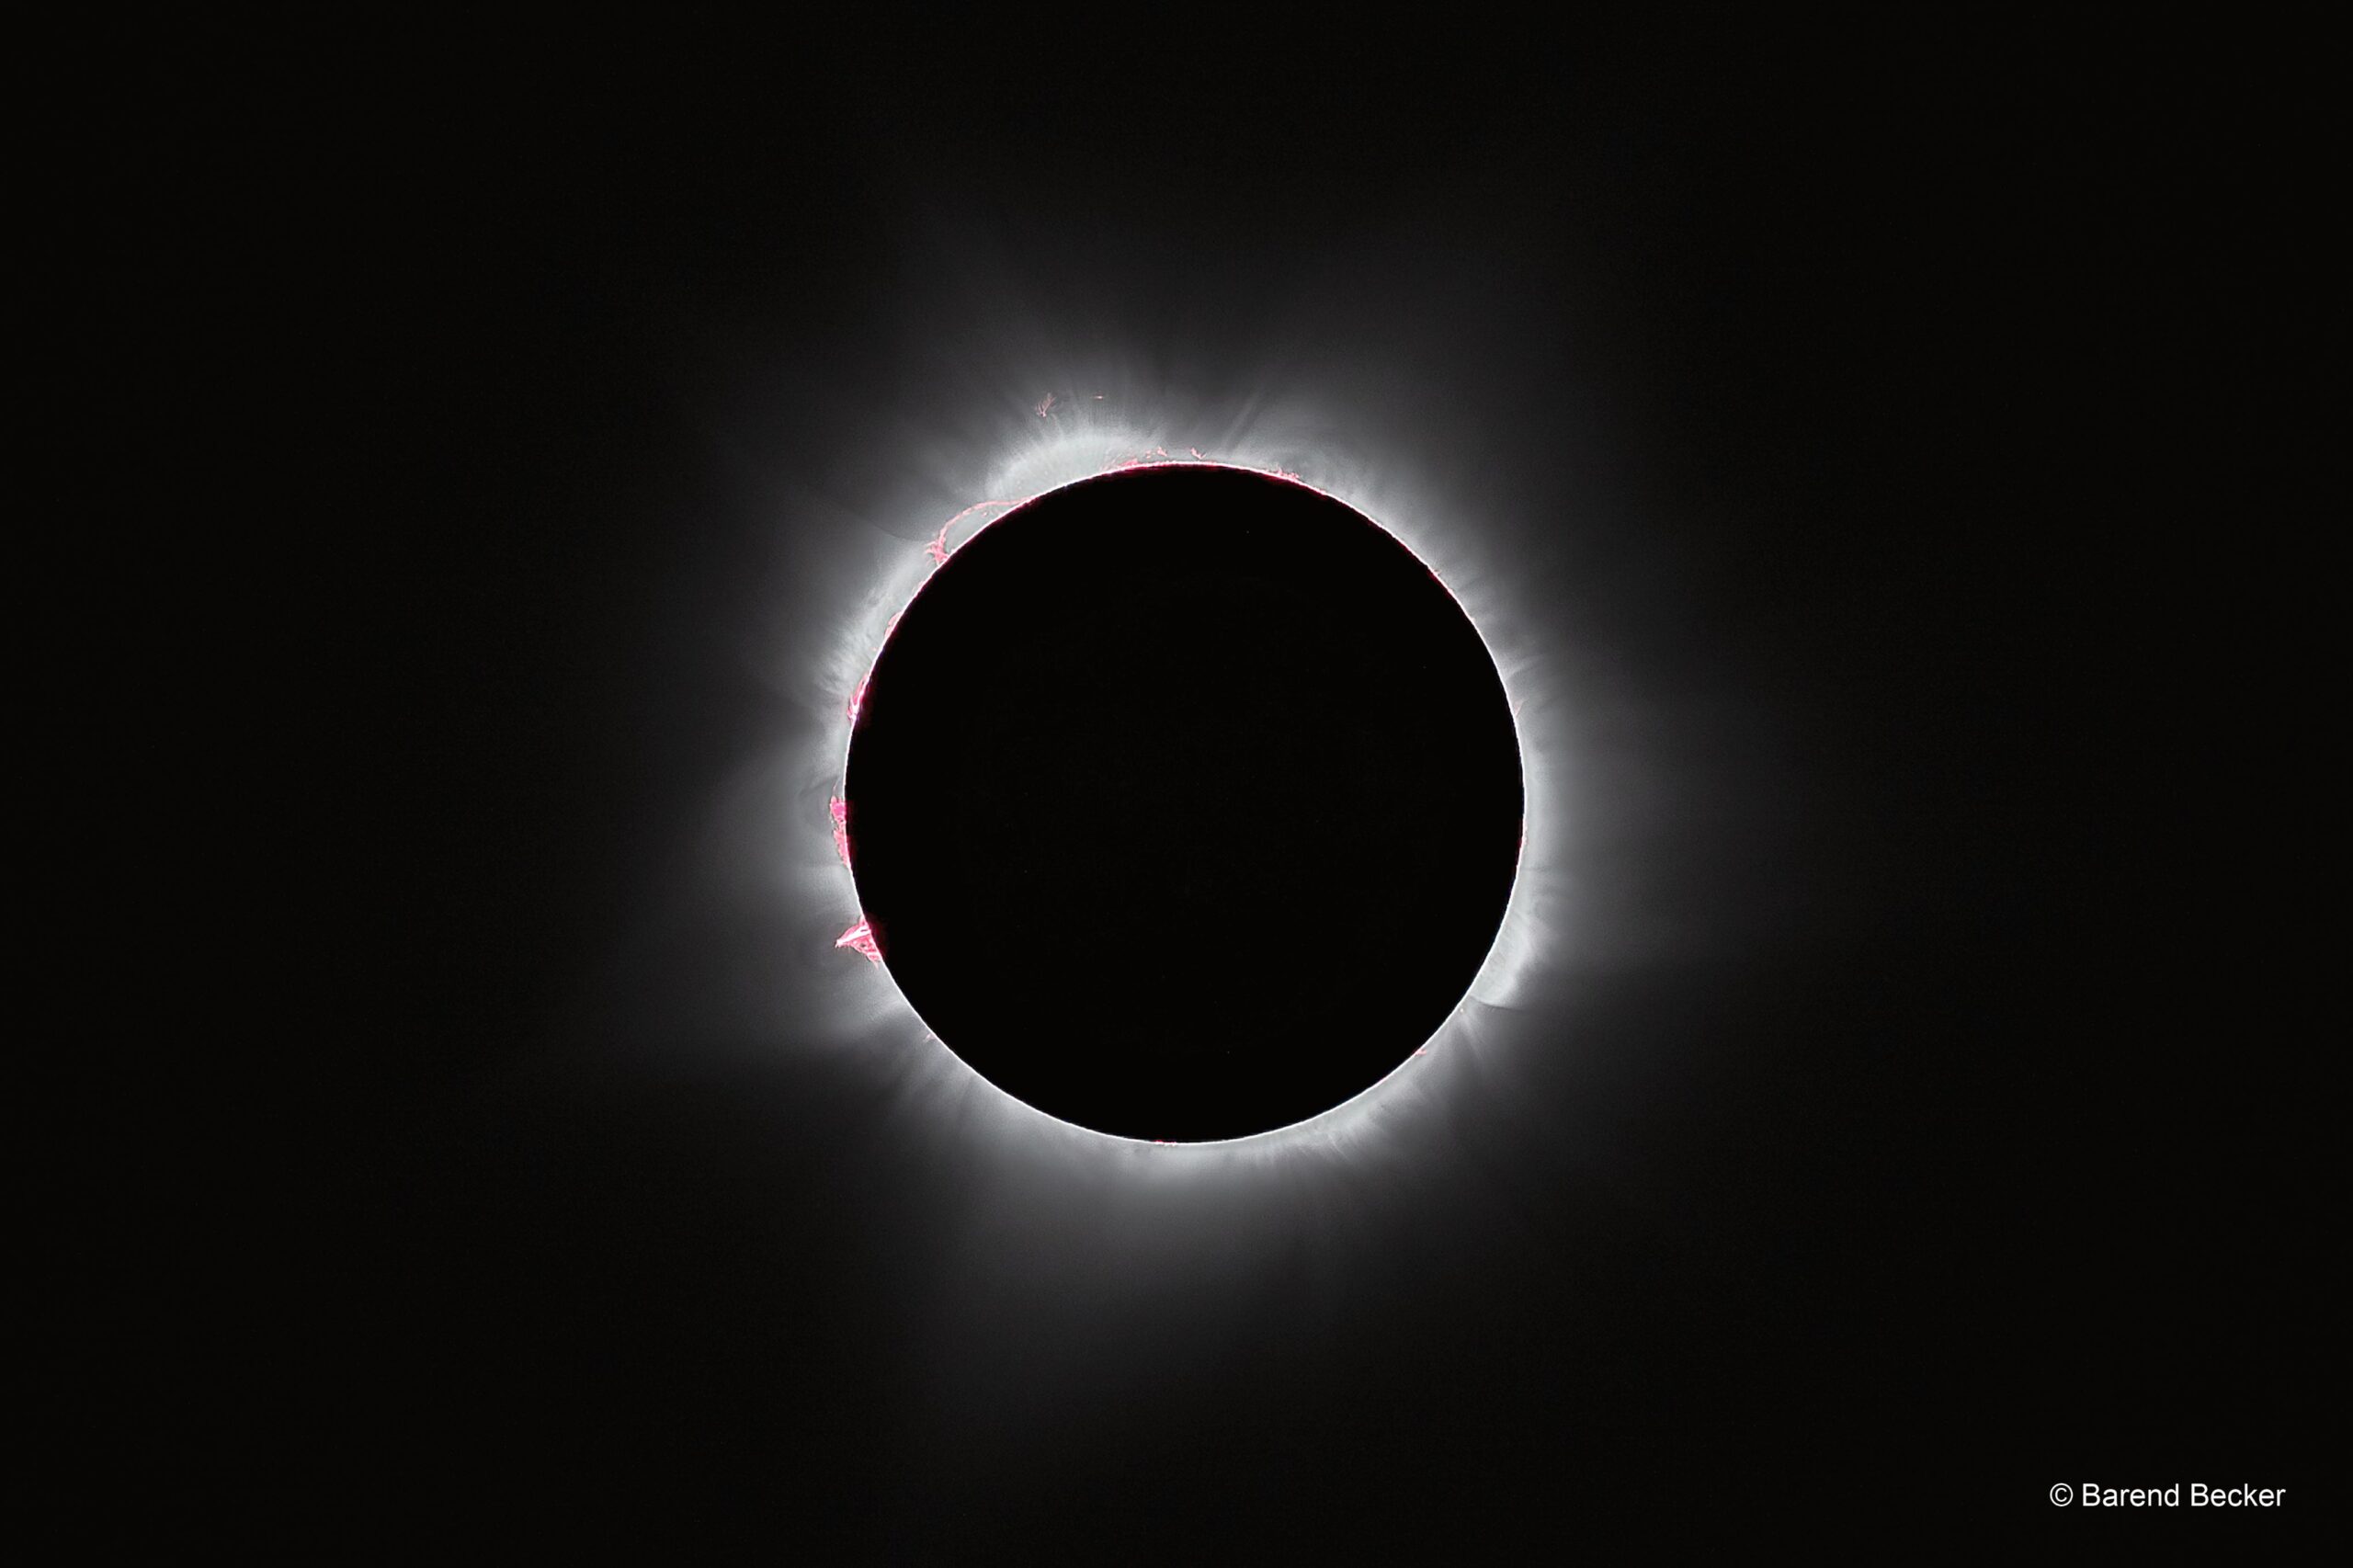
[{"x1": 50, "y1": 16, "x2": 2323, "y2": 1554}]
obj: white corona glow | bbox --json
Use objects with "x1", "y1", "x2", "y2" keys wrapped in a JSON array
[{"x1": 756, "y1": 382, "x2": 1579, "y2": 1167}]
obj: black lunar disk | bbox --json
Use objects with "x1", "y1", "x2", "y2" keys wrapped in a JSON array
[{"x1": 843, "y1": 464, "x2": 1522, "y2": 1141}]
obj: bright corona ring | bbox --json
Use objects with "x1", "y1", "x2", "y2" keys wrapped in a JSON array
[{"x1": 835, "y1": 460, "x2": 1523, "y2": 1142}]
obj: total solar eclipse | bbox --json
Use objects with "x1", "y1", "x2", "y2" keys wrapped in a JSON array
[{"x1": 841, "y1": 463, "x2": 1522, "y2": 1142}]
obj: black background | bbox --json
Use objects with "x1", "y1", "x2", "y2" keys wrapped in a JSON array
[{"x1": 41, "y1": 15, "x2": 2324, "y2": 1554}]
